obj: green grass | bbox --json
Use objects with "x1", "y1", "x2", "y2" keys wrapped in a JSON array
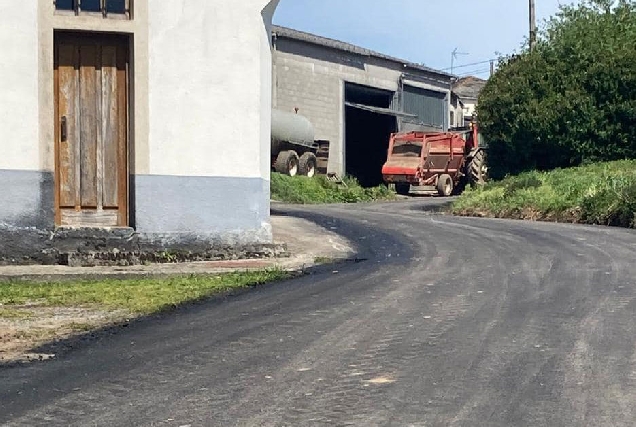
[
  {"x1": 0, "y1": 270, "x2": 291, "y2": 315},
  {"x1": 452, "y1": 160, "x2": 636, "y2": 228},
  {"x1": 313, "y1": 256, "x2": 335, "y2": 265},
  {"x1": 271, "y1": 173, "x2": 396, "y2": 204},
  {"x1": 0, "y1": 307, "x2": 35, "y2": 320}
]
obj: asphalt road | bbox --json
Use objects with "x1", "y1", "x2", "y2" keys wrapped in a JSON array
[{"x1": 3, "y1": 200, "x2": 636, "y2": 426}]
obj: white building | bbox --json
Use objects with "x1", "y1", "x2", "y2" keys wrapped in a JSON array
[
  {"x1": 0, "y1": 0, "x2": 279, "y2": 262},
  {"x1": 453, "y1": 76, "x2": 488, "y2": 124}
]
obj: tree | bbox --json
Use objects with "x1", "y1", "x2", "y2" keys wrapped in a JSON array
[{"x1": 478, "y1": 0, "x2": 636, "y2": 179}]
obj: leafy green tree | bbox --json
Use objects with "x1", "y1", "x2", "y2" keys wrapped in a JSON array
[{"x1": 479, "y1": 0, "x2": 636, "y2": 179}]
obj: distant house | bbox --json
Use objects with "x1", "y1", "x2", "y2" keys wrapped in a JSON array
[
  {"x1": 453, "y1": 76, "x2": 488, "y2": 123},
  {"x1": 449, "y1": 92, "x2": 465, "y2": 129}
]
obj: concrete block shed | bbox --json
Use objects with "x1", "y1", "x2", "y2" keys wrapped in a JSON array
[
  {"x1": 0, "y1": 0, "x2": 280, "y2": 263},
  {"x1": 272, "y1": 26, "x2": 457, "y2": 188}
]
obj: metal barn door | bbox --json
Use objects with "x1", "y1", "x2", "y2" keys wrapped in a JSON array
[
  {"x1": 401, "y1": 85, "x2": 447, "y2": 131},
  {"x1": 54, "y1": 33, "x2": 129, "y2": 227}
]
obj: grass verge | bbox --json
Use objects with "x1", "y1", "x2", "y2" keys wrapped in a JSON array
[
  {"x1": 452, "y1": 160, "x2": 636, "y2": 228},
  {"x1": 271, "y1": 173, "x2": 396, "y2": 204},
  {"x1": 0, "y1": 270, "x2": 291, "y2": 315}
]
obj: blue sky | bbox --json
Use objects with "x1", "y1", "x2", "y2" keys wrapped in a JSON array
[{"x1": 274, "y1": 0, "x2": 577, "y2": 77}]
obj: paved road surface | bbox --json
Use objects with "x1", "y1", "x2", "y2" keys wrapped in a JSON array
[{"x1": 2, "y1": 200, "x2": 636, "y2": 426}]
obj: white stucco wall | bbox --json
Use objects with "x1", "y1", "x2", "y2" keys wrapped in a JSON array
[
  {"x1": 0, "y1": 1, "x2": 40, "y2": 171},
  {"x1": 463, "y1": 102, "x2": 477, "y2": 118},
  {"x1": 147, "y1": 0, "x2": 279, "y2": 180}
]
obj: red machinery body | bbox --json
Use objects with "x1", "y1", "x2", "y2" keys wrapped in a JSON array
[{"x1": 382, "y1": 125, "x2": 481, "y2": 195}]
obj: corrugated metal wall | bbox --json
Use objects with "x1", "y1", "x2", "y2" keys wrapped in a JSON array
[{"x1": 401, "y1": 85, "x2": 447, "y2": 130}]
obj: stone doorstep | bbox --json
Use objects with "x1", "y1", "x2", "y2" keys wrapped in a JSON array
[
  {"x1": 58, "y1": 245, "x2": 289, "y2": 267},
  {"x1": 0, "y1": 225, "x2": 288, "y2": 267}
]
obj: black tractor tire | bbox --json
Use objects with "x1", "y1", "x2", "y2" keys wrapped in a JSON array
[
  {"x1": 395, "y1": 183, "x2": 411, "y2": 196},
  {"x1": 299, "y1": 152, "x2": 318, "y2": 177},
  {"x1": 437, "y1": 174, "x2": 454, "y2": 197},
  {"x1": 453, "y1": 177, "x2": 467, "y2": 196},
  {"x1": 274, "y1": 150, "x2": 300, "y2": 177},
  {"x1": 467, "y1": 149, "x2": 488, "y2": 186}
]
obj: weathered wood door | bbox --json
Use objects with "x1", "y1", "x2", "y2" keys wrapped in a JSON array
[{"x1": 54, "y1": 33, "x2": 129, "y2": 227}]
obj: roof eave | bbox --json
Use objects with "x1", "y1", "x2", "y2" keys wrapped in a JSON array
[{"x1": 272, "y1": 25, "x2": 455, "y2": 81}]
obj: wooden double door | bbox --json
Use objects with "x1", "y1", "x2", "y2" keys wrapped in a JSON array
[{"x1": 54, "y1": 33, "x2": 129, "y2": 227}]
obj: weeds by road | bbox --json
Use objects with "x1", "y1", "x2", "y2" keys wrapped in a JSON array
[
  {"x1": 452, "y1": 160, "x2": 636, "y2": 228},
  {"x1": 271, "y1": 173, "x2": 396, "y2": 204},
  {"x1": 0, "y1": 270, "x2": 290, "y2": 362}
]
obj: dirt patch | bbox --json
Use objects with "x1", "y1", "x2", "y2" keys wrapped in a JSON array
[
  {"x1": 0, "y1": 305, "x2": 130, "y2": 363},
  {"x1": 271, "y1": 216, "x2": 355, "y2": 265}
]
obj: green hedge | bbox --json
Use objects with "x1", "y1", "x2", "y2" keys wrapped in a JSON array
[
  {"x1": 479, "y1": 0, "x2": 636, "y2": 179},
  {"x1": 452, "y1": 160, "x2": 636, "y2": 228},
  {"x1": 271, "y1": 173, "x2": 395, "y2": 204}
]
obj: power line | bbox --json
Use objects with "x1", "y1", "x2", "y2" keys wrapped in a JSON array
[
  {"x1": 441, "y1": 59, "x2": 497, "y2": 72},
  {"x1": 457, "y1": 68, "x2": 492, "y2": 77},
  {"x1": 457, "y1": 66, "x2": 492, "y2": 75}
]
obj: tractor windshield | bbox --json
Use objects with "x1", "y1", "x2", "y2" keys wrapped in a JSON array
[{"x1": 392, "y1": 140, "x2": 422, "y2": 157}]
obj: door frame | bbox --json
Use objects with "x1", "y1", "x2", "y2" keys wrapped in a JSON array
[{"x1": 53, "y1": 31, "x2": 131, "y2": 228}]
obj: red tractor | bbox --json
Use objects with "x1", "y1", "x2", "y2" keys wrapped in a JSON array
[{"x1": 382, "y1": 124, "x2": 487, "y2": 196}]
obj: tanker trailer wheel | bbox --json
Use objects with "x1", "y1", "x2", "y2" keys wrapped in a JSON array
[
  {"x1": 468, "y1": 149, "x2": 488, "y2": 186},
  {"x1": 395, "y1": 183, "x2": 411, "y2": 196},
  {"x1": 437, "y1": 174, "x2": 454, "y2": 197},
  {"x1": 299, "y1": 152, "x2": 317, "y2": 177},
  {"x1": 275, "y1": 150, "x2": 300, "y2": 177}
]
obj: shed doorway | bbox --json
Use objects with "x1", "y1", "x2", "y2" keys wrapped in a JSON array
[
  {"x1": 54, "y1": 33, "x2": 129, "y2": 227},
  {"x1": 344, "y1": 83, "x2": 398, "y2": 188}
]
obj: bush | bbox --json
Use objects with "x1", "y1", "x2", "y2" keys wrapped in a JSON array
[
  {"x1": 503, "y1": 175, "x2": 542, "y2": 197},
  {"x1": 452, "y1": 160, "x2": 636, "y2": 228},
  {"x1": 270, "y1": 173, "x2": 396, "y2": 204},
  {"x1": 580, "y1": 179, "x2": 636, "y2": 227},
  {"x1": 479, "y1": 0, "x2": 636, "y2": 179}
]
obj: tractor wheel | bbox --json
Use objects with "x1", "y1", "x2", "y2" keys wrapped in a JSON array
[
  {"x1": 437, "y1": 174, "x2": 454, "y2": 197},
  {"x1": 453, "y1": 177, "x2": 467, "y2": 196},
  {"x1": 395, "y1": 183, "x2": 411, "y2": 196},
  {"x1": 275, "y1": 150, "x2": 299, "y2": 177},
  {"x1": 299, "y1": 152, "x2": 317, "y2": 177},
  {"x1": 467, "y1": 149, "x2": 488, "y2": 186}
]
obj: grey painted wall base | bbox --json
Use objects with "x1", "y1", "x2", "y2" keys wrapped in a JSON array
[
  {"x1": 0, "y1": 170, "x2": 274, "y2": 265},
  {"x1": 0, "y1": 169, "x2": 55, "y2": 230},
  {"x1": 133, "y1": 174, "x2": 272, "y2": 244}
]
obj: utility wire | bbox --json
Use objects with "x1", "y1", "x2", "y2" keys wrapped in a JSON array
[
  {"x1": 457, "y1": 68, "x2": 492, "y2": 77},
  {"x1": 459, "y1": 72, "x2": 491, "y2": 78},
  {"x1": 441, "y1": 59, "x2": 496, "y2": 71}
]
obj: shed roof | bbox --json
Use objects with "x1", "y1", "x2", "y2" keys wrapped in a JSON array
[
  {"x1": 453, "y1": 76, "x2": 487, "y2": 100},
  {"x1": 272, "y1": 25, "x2": 454, "y2": 80}
]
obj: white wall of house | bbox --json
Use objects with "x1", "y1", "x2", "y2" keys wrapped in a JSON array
[
  {"x1": 0, "y1": 2, "x2": 40, "y2": 172},
  {"x1": 140, "y1": 0, "x2": 278, "y2": 241},
  {"x1": 0, "y1": 0, "x2": 279, "y2": 245},
  {"x1": 449, "y1": 96, "x2": 464, "y2": 128},
  {"x1": 147, "y1": 0, "x2": 278, "y2": 180},
  {"x1": 462, "y1": 101, "x2": 477, "y2": 119}
]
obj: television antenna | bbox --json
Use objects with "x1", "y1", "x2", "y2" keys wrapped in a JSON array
[{"x1": 451, "y1": 48, "x2": 469, "y2": 75}]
